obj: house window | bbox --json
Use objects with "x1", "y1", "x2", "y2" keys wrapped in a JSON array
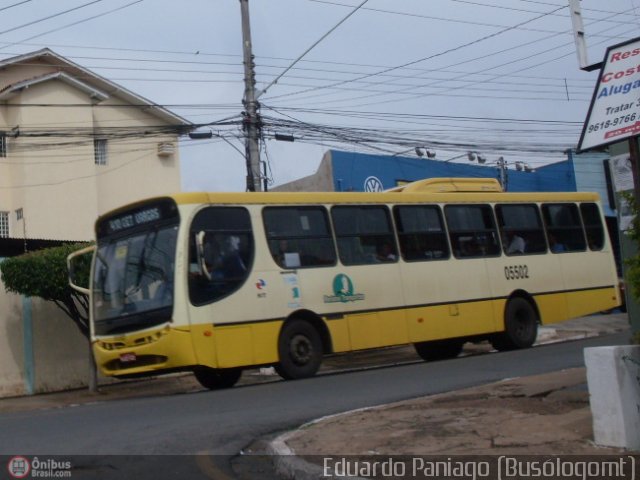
[
  {"x1": 0, "y1": 134, "x2": 6, "y2": 158},
  {"x1": 94, "y1": 139, "x2": 107, "y2": 165},
  {"x1": 0, "y1": 211, "x2": 9, "y2": 238}
]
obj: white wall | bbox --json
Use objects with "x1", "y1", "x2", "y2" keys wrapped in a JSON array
[
  {"x1": 0, "y1": 286, "x2": 26, "y2": 397},
  {"x1": 0, "y1": 280, "x2": 93, "y2": 398}
]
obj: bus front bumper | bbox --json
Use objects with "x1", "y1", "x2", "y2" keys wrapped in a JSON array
[{"x1": 93, "y1": 326, "x2": 197, "y2": 377}]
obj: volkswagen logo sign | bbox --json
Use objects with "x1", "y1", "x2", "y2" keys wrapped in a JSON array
[{"x1": 364, "y1": 176, "x2": 384, "y2": 192}]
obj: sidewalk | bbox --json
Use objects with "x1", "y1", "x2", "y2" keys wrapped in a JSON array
[
  {"x1": 266, "y1": 313, "x2": 638, "y2": 480},
  {"x1": 269, "y1": 367, "x2": 638, "y2": 480}
]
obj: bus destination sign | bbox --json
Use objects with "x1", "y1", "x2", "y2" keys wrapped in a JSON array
[
  {"x1": 98, "y1": 199, "x2": 178, "y2": 237},
  {"x1": 579, "y1": 37, "x2": 640, "y2": 151},
  {"x1": 108, "y1": 207, "x2": 160, "y2": 233}
]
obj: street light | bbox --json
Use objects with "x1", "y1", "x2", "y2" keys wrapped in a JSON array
[
  {"x1": 392, "y1": 146, "x2": 436, "y2": 158},
  {"x1": 446, "y1": 151, "x2": 477, "y2": 162},
  {"x1": 188, "y1": 130, "x2": 213, "y2": 140}
]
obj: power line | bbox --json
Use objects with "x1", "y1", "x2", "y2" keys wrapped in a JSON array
[
  {"x1": 258, "y1": 0, "x2": 370, "y2": 98},
  {"x1": 262, "y1": 4, "x2": 567, "y2": 102},
  {"x1": 0, "y1": 0, "x2": 105, "y2": 38},
  {"x1": 0, "y1": 0, "x2": 144, "y2": 53},
  {"x1": 276, "y1": 8, "x2": 635, "y2": 109},
  {"x1": 306, "y1": 0, "x2": 629, "y2": 37},
  {"x1": 0, "y1": 1, "x2": 33, "y2": 13}
]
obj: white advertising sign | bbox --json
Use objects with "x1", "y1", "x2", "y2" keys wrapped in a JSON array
[{"x1": 579, "y1": 37, "x2": 640, "y2": 151}]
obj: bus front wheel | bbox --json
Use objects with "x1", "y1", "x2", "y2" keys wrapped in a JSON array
[
  {"x1": 193, "y1": 366, "x2": 242, "y2": 390},
  {"x1": 491, "y1": 297, "x2": 538, "y2": 351},
  {"x1": 414, "y1": 339, "x2": 464, "y2": 362},
  {"x1": 275, "y1": 320, "x2": 323, "y2": 380}
]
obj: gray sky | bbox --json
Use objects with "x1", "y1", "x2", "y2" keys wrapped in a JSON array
[{"x1": 0, "y1": 0, "x2": 638, "y2": 191}]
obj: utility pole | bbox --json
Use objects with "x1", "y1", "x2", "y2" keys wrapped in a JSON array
[
  {"x1": 239, "y1": 0, "x2": 262, "y2": 192},
  {"x1": 497, "y1": 156, "x2": 508, "y2": 191},
  {"x1": 567, "y1": 0, "x2": 601, "y2": 71}
]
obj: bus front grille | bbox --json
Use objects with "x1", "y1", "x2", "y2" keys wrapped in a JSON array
[{"x1": 105, "y1": 355, "x2": 167, "y2": 372}]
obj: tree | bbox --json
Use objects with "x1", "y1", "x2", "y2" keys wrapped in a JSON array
[
  {"x1": 621, "y1": 192, "x2": 640, "y2": 345},
  {"x1": 0, "y1": 243, "x2": 92, "y2": 338}
]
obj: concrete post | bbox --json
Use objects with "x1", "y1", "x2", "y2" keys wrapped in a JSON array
[{"x1": 584, "y1": 345, "x2": 640, "y2": 450}]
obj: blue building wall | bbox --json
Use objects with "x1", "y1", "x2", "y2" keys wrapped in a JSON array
[
  {"x1": 569, "y1": 150, "x2": 615, "y2": 217},
  {"x1": 329, "y1": 150, "x2": 576, "y2": 194}
]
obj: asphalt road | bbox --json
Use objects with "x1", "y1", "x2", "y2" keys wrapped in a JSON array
[{"x1": 0, "y1": 331, "x2": 630, "y2": 479}]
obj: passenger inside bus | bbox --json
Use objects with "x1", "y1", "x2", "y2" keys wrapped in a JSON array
[
  {"x1": 506, "y1": 232, "x2": 526, "y2": 254},
  {"x1": 220, "y1": 235, "x2": 247, "y2": 279},
  {"x1": 376, "y1": 242, "x2": 397, "y2": 262},
  {"x1": 549, "y1": 233, "x2": 567, "y2": 253}
]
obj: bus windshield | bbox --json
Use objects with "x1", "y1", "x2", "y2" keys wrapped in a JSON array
[{"x1": 93, "y1": 224, "x2": 178, "y2": 335}]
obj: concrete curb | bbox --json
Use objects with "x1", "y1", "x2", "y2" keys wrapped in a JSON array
[
  {"x1": 268, "y1": 408, "x2": 375, "y2": 480},
  {"x1": 268, "y1": 429, "x2": 324, "y2": 480}
]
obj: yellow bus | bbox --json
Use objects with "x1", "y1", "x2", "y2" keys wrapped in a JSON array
[{"x1": 68, "y1": 178, "x2": 621, "y2": 389}]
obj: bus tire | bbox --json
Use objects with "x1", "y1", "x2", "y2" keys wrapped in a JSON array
[
  {"x1": 414, "y1": 339, "x2": 463, "y2": 362},
  {"x1": 275, "y1": 320, "x2": 323, "y2": 380},
  {"x1": 491, "y1": 297, "x2": 538, "y2": 351},
  {"x1": 193, "y1": 366, "x2": 242, "y2": 390}
]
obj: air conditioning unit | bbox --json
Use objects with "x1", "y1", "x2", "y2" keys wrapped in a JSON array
[{"x1": 157, "y1": 142, "x2": 175, "y2": 157}]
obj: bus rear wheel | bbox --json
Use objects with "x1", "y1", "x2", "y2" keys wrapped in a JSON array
[
  {"x1": 414, "y1": 339, "x2": 464, "y2": 361},
  {"x1": 193, "y1": 366, "x2": 242, "y2": 390},
  {"x1": 275, "y1": 320, "x2": 323, "y2": 380},
  {"x1": 490, "y1": 297, "x2": 538, "y2": 351}
]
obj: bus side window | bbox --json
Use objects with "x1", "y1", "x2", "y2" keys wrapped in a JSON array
[
  {"x1": 188, "y1": 207, "x2": 254, "y2": 305},
  {"x1": 263, "y1": 207, "x2": 336, "y2": 268},
  {"x1": 332, "y1": 206, "x2": 397, "y2": 266},
  {"x1": 495, "y1": 204, "x2": 546, "y2": 256},
  {"x1": 580, "y1": 203, "x2": 605, "y2": 250},
  {"x1": 394, "y1": 205, "x2": 449, "y2": 261},
  {"x1": 542, "y1": 204, "x2": 586, "y2": 253},
  {"x1": 444, "y1": 205, "x2": 500, "y2": 259}
]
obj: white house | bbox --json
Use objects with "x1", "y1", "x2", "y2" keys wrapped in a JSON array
[{"x1": 0, "y1": 49, "x2": 192, "y2": 397}]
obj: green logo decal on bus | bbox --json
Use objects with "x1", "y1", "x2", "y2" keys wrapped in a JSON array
[{"x1": 324, "y1": 274, "x2": 365, "y2": 303}]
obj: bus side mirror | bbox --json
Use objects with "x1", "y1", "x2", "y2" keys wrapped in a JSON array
[
  {"x1": 67, "y1": 245, "x2": 95, "y2": 296},
  {"x1": 195, "y1": 231, "x2": 212, "y2": 281}
]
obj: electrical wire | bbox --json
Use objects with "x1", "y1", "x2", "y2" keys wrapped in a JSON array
[
  {"x1": 258, "y1": 0, "x2": 370, "y2": 98},
  {"x1": 261, "y1": 5, "x2": 568, "y2": 103},
  {"x1": 0, "y1": 0, "x2": 105, "y2": 38},
  {"x1": 0, "y1": 0, "x2": 145, "y2": 53},
  {"x1": 277, "y1": 18, "x2": 635, "y2": 109}
]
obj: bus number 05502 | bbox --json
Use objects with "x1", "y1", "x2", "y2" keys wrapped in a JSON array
[{"x1": 504, "y1": 265, "x2": 529, "y2": 280}]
